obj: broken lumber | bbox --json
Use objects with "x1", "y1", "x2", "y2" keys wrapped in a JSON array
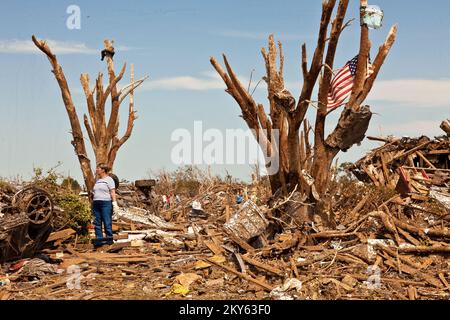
[
  {"x1": 46, "y1": 229, "x2": 76, "y2": 242},
  {"x1": 241, "y1": 254, "x2": 284, "y2": 277},
  {"x1": 397, "y1": 245, "x2": 450, "y2": 254},
  {"x1": 206, "y1": 257, "x2": 273, "y2": 291}
]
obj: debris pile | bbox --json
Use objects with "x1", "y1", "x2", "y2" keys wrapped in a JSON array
[
  {"x1": 1, "y1": 167, "x2": 449, "y2": 300},
  {"x1": 115, "y1": 179, "x2": 159, "y2": 212},
  {"x1": 351, "y1": 133, "x2": 449, "y2": 209}
]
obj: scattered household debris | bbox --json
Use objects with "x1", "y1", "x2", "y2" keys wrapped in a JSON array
[
  {"x1": 1, "y1": 147, "x2": 449, "y2": 300},
  {"x1": 351, "y1": 131, "x2": 449, "y2": 209}
]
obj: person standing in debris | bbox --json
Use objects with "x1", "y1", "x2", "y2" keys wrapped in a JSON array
[
  {"x1": 92, "y1": 164, "x2": 119, "y2": 246},
  {"x1": 162, "y1": 194, "x2": 168, "y2": 209},
  {"x1": 175, "y1": 194, "x2": 181, "y2": 206}
]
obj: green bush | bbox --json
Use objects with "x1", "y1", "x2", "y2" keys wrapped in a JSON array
[{"x1": 55, "y1": 193, "x2": 92, "y2": 234}]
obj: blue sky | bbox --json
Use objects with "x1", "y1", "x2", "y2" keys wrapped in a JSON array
[{"x1": 0, "y1": 0, "x2": 449, "y2": 184}]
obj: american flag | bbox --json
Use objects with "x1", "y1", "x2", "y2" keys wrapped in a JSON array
[{"x1": 327, "y1": 55, "x2": 374, "y2": 112}]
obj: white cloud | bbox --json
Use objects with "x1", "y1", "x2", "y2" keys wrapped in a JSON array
[
  {"x1": 143, "y1": 72, "x2": 254, "y2": 91},
  {"x1": 142, "y1": 74, "x2": 450, "y2": 110},
  {"x1": 0, "y1": 39, "x2": 97, "y2": 55},
  {"x1": 368, "y1": 79, "x2": 450, "y2": 107}
]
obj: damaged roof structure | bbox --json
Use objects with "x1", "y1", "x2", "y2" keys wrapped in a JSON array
[{"x1": 351, "y1": 119, "x2": 450, "y2": 210}]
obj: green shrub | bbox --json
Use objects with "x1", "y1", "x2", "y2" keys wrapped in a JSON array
[{"x1": 55, "y1": 193, "x2": 92, "y2": 234}]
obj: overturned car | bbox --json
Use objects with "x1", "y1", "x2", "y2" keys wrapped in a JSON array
[{"x1": 0, "y1": 186, "x2": 54, "y2": 263}]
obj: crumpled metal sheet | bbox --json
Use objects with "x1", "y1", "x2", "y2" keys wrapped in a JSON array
[
  {"x1": 224, "y1": 200, "x2": 269, "y2": 242},
  {"x1": 113, "y1": 206, "x2": 176, "y2": 229}
]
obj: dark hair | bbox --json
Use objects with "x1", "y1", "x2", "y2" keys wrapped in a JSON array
[
  {"x1": 109, "y1": 173, "x2": 120, "y2": 189},
  {"x1": 97, "y1": 163, "x2": 110, "y2": 173}
]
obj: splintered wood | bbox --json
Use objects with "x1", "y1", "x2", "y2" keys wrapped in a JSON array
[
  {"x1": 1, "y1": 162, "x2": 449, "y2": 300},
  {"x1": 353, "y1": 134, "x2": 449, "y2": 206}
]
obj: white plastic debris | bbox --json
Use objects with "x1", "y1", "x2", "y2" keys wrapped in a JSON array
[
  {"x1": 367, "y1": 239, "x2": 395, "y2": 260},
  {"x1": 270, "y1": 278, "x2": 303, "y2": 300},
  {"x1": 362, "y1": 5, "x2": 384, "y2": 30},
  {"x1": 192, "y1": 201, "x2": 202, "y2": 211},
  {"x1": 429, "y1": 187, "x2": 450, "y2": 211},
  {"x1": 301, "y1": 170, "x2": 314, "y2": 186},
  {"x1": 331, "y1": 240, "x2": 344, "y2": 250}
]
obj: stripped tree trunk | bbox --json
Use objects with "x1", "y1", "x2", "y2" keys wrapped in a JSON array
[
  {"x1": 211, "y1": 0, "x2": 397, "y2": 224},
  {"x1": 441, "y1": 119, "x2": 450, "y2": 136},
  {"x1": 32, "y1": 37, "x2": 148, "y2": 192}
]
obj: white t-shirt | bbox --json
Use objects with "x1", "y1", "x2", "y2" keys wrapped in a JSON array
[{"x1": 93, "y1": 176, "x2": 115, "y2": 201}]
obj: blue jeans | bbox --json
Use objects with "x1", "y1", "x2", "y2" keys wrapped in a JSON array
[{"x1": 92, "y1": 200, "x2": 113, "y2": 245}]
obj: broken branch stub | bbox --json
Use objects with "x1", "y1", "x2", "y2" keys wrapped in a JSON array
[{"x1": 326, "y1": 105, "x2": 372, "y2": 151}]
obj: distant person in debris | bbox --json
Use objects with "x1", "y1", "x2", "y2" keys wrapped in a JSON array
[
  {"x1": 91, "y1": 164, "x2": 119, "y2": 247},
  {"x1": 175, "y1": 194, "x2": 181, "y2": 206},
  {"x1": 162, "y1": 194, "x2": 168, "y2": 209},
  {"x1": 167, "y1": 194, "x2": 171, "y2": 208},
  {"x1": 169, "y1": 193, "x2": 175, "y2": 208}
]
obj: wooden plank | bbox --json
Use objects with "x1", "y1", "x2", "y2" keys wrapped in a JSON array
[
  {"x1": 376, "y1": 245, "x2": 421, "y2": 270},
  {"x1": 367, "y1": 136, "x2": 393, "y2": 143},
  {"x1": 390, "y1": 141, "x2": 433, "y2": 162},
  {"x1": 203, "y1": 240, "x2": 224, "y2": 256},
  {"x1": 47, "y1": 228, "x2": 76, "y2": 242},
  {"x1": 402, "y1": 166, "x2": 450, "y2": 172},
  {"x1": 241, "y1": 254, "x2": 284, "y2": 276},
  {"x1": 426, "y1": 150, "x2": 450, "y2": 155},
  {"x1": 350, "y1": 274, "x2": 423, "y2": 286},
  {"x1": 415, "y1": 151, "x2": 436, "y2": 169},
  {"x1": 396, "y1": 227, "x2": 422, "y2": 247},
  {"x1": 345, "y1": 194, "x2": 370, "y2": 224},
  {"x1": 407, "y1": 286, "x2": 417, "y2": 300},
  {"x1": 298, "y1": 245, "x2": 326, "y2": 251},
  {"x1": 410, "y1": 194, "x2": 429, "y2": 201},
  {"x1": 380, "y1": 152, "x2": 390, "y2": 182},
  {"x1": 206, "y1": 258, "x2": 273, "y2": 291},
  {"x1": 225, "y1": 231, "x2": 255, "y2": 253},
  {"x1": 420, "y1": 273, "x2": 444, "y2": 289},
  {"x1": 310, "y1": 231, "x2": 359, "y2": 239},
  {"x1": 106, "y1": 242, "x2": 132, "y2": 253},
  {"x1": 398, "y1": 246, "x2": 450, "y2": 254},
  {"x1": 384, "y1": 259, "x2": 417, "y2": 275},
  {"x1": 438, "y1": 273, "x2": 450, "y2": 291},
  {"x1": 289, "y1": 256, "x2": 299, "y2": 279},
  {"x1": 361, "y1": 165, "x2": 380, "y2": 186},
  {"x1": 113, "y1": 234, "x2": 129, "y2": 240}
]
